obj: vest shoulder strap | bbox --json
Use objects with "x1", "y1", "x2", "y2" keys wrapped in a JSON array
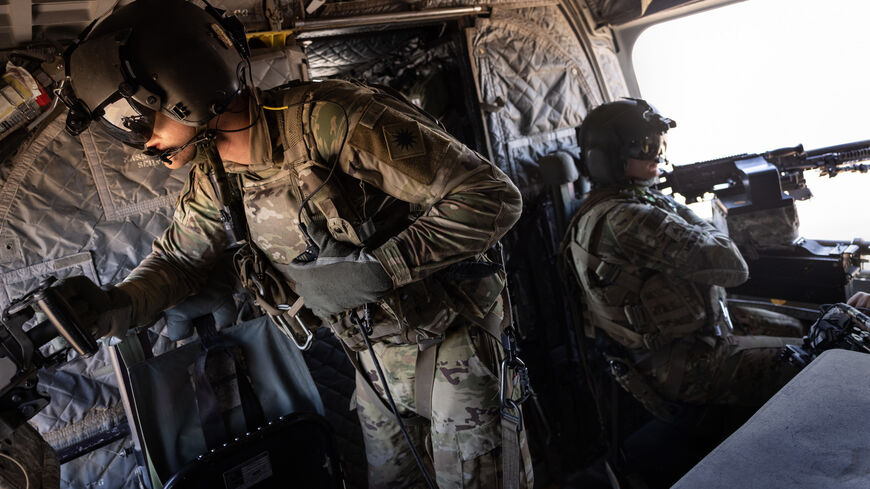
[{"x1": 276, "y1": 85, "x2": 317, "y2": 167}]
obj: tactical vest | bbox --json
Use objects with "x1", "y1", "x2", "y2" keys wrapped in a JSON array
[
  {"x1": 567, "y1": 189, "x2": 719, "y2": 351},
  {"x1": 238, "y1": 82, "x2": 505, "y2": 351}
]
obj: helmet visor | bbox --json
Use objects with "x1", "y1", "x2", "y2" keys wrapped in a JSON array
[
  {"x1": 98, "y1": 97, "x2": 156, "y2": 149},
  {"x1": 626, "y1": 133, "x2": 667, "y2": 161}
]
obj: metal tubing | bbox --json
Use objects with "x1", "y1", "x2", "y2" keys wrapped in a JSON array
[{"x1": 293, "y1": 6, "x2": 484, "y2": 32}]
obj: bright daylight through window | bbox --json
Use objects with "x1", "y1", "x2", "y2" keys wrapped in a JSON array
[{"x1": 632, "y1": 0, "x2": 870, "y2": 240}]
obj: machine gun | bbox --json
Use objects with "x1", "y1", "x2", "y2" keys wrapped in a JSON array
[
  {"x1": 0, "y1": 277, "x2": 99, "y2": 440},
  {"x1": 660, "y1": 139, "x2": 870, "y2": 208},
  {"x1": 660, "y1": 140, "x2": 870, "y2": 305}
]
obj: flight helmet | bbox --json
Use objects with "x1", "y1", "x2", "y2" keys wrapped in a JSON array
[
  {"x1": 578, "y1": 98, "x2": 676, "y2": 185},
  {"x1": 59, "y1": 0, "x2": 249, "y2": 148}
]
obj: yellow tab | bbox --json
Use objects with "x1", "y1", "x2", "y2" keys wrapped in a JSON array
[{"x1": 383, "y1": 121, "x2": 426, "y2": 160}]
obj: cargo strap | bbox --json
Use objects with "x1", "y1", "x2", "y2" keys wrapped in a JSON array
[
  {"x1": 491, "y1": 261, "x2": 529, "y2": 489},
  {"x1": 192, "y1": 315, "x2": 266, "y2": 450}
]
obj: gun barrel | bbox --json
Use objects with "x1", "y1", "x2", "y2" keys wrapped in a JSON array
[
  {"x1": 663, "y1": 139, "x2": 870, "y2": 201},
  {"x1": 805, "y1": 139, "x2": 870, "y2": 158}
]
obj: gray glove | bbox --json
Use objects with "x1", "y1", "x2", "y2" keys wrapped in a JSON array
[
  {"x1": 52, "y1": 275, "x2": 133, "y2": 339},
  {"x1": 284, "y1": 226, "x2": 393, "y2": 317},
  {"x1": 163, "y1": 285, "x2": 237, "y2": 341}
]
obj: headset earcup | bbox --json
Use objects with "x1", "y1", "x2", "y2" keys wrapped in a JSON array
[{"x1": 584, "y1": 148, "x2": 607, "y2": 180}]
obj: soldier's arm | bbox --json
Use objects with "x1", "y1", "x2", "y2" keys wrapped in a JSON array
[
  {"x1": 603, "y1": 202, "x2": 748, "y2": 287},
  {"x1": 672, "y1": 198, "x2": 717, "y2": 230},
  {"x1": 311, "y1": 86, "x2": 522, "y2": 286},
  {"x1": 116, "y1": 161, "x2": 229, "y2": 326}
]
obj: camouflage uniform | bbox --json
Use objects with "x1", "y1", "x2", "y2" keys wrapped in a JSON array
[
  {"x1": 117, "y1": 80, "x2": 531, "y2": 488},
  {"x1": 564, "y1": 185, "x2": 799, "y2": 410}
]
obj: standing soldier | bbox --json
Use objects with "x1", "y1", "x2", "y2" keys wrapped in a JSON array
[
  {"x1": 562, "y1": 98, "x2": 799, "y2": 417},
  {"x1": 54, "y1": 0, "x2": 532, "y2": 487}
]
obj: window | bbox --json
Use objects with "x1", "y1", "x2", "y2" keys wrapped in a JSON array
[{"x1": 632, "y1": 0, "x2": 870, "y2": 240}]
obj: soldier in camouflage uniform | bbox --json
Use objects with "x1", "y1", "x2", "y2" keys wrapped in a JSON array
[
  {"x1": 562, "y1": 99, "x2": 800, "y2": 415},
  {"x1": 56, "y1": 1, "x2": 532, "y2": 488}
]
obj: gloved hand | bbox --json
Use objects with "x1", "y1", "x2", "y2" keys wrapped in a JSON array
[
  {"x1": 284, "y1": 226, "x2": 393, "y2": 317},
  {"x1": 51, "y1": 275, "x2": 133, "y2": 340},
  {"x1": 848, "y1": 291, "x2": 870, "y2": 309},
  {"x1": 163, "y1": 285, "x2": 237, "y2": 341}
]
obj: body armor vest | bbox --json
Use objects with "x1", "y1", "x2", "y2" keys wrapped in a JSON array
[
  {"x1": 568, "y1": 189, "x2": 719, "y2": 350},
  {"x1": 238, "y1": 83, "x2": 504, "y2": 351}
]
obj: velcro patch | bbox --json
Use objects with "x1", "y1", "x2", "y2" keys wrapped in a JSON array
[{"x1": 383, "y1": 121, "x2": 426, "y2": 160}]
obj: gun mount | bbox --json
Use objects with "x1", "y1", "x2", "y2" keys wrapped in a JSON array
[{"x1": 0, "y1": 277, "x2": 99, "y2": 439}]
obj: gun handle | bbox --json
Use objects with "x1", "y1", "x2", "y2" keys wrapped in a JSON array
[{"x1": 34, "y1": 287, "x2": 98, "y2": 357}]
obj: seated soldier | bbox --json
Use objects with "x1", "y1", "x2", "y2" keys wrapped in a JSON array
[{"x1": 562, "y1": 98, "x2": 800, "y2": 417}]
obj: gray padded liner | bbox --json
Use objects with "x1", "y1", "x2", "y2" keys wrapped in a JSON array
[
  {"x1": 302, "y1": 4, "x2": 631, "y2": 193},
  {"x1": 59, "y1": 437, "x2": 146, "y2": 489},
  {"x1": 674, "y1": 349, "x2": 870, "y2": 489},
  {"x1": 469, "y1": 6, "x2": 628, "y2": 193},
  {"x1": 0, "y1": 113, "x2": 186, "y2": 486}
]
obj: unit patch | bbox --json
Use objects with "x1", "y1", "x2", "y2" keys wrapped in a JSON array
[{"x1": 383, "y1": 121, "x2": 426, "y2": 160}]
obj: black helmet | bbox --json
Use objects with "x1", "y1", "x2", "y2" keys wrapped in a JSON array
[
  {"x1": 578, "y1": 98, "x2": 676, "y2": 185},
  {"x1": 60, "y1": 0, "x2": 249, "y2": 148}
]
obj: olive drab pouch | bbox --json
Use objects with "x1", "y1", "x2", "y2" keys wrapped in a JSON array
[
  {"x1": 383, "y1": 277, "x2": 460, "y2": 344},
  {"x1": 443, "y1": 258, "x2": 506, "y2": 323},
  {"x1": 329, "y1": 278, "x2": 462, "y2": 352},
  {"x1": 326, "y1": 258, "x2": 506, "y2": 352},
  {"x1": 294, "y1": 161, "x2": 369, "y2": 246},
  {"x1": 638, "y1": 273, "x2": 707, "y2": 337}
]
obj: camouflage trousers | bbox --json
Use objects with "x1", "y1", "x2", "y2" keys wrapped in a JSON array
[
  {"x1": 634, "y1": 333, "x2": 802, "y2": 407},
  {"x1": 0, "y1": 423, "x2": 59, "y2": 489},
  {"x1": 355, "y1": 322, "x2": 533, "y2": 489}
]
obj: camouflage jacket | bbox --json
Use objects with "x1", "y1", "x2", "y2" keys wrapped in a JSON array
[
  {"x1": 118, "y1": 80, "x2": 522, "y2": 345},
  {"x1": 564, "y1": 185, "x2": 748, "y2": 350}
]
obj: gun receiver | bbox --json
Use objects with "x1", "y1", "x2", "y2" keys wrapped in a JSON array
[{"x1": 661, "y1": 139, "x2": 870, "y2": 206}]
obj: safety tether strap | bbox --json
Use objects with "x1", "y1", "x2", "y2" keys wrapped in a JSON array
[
  {"x1": 414, "y1": 343, "x2": 438, "y2": 421},
  {"x1": 491, "y1": 277, "x2": 527, "y2": 489},
  {"x1": 502, "y1": 415, "x2": 522, "y2": 489},
  {"x1": 192, "y1": 315, "x2": 266, "y2": 450}
]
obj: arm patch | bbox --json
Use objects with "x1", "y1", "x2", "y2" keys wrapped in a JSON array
[{"x1": 349, "y1": 101, "x2": 450, "y2": 185}]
